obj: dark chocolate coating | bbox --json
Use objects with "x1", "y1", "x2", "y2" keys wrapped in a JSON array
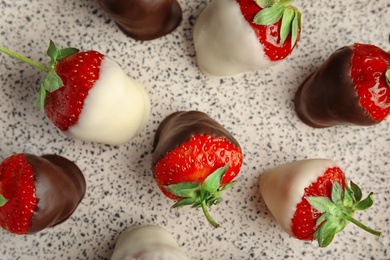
[
  {"x1": 97, "y1": 0, "x2": 182, "y2": 41},
  {"x1": 152, "y1": 111, "x2": 241, "y2": 166},
  {"x1": 25, "y1": 154, "x2": 86, "y2": 234},
  {"x1": 294, "y1": 46, "x2": 377, "y2": 128}
]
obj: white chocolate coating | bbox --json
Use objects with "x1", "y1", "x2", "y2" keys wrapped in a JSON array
[
  {"x1": 66, "y1": 57, "x2": 150, "y2": 145},
  {"x1": 111, "y1": 225, "x2": 190, "y2": 260},
  {"x1": 193, "y1": 0, "x2": 275, "y2": 77},
  {"x1": 258, "y1": 159, "x2": 338, "y2": 236}
]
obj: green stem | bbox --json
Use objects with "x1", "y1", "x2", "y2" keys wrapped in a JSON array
[
  {"x1": 201, "y1": 200, "x2": 220, "y2": 228},
  {"x1": 344, "y1": 215, "x2": 382, "y2": 237},
  {"x1": 0, "y1": 45, "x2": 48, "y2": 72}
]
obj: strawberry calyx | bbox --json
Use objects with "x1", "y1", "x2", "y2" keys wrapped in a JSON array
[
  {"x1": 386, "y1": 69, "x2": 390, "y2": 87},
  {"x1": 253, "y1": 0, "x2": 301, "y2": 47},
  {"x1": 0, "y1": 194, "x2": 7, "y2": 207},
  {"x1": 164, "y1": 165, "x2": 237, "y2": 228},
  {"x1": 0, "y1": 41, "x2": 78, "y2": 110},
  {"x1": 36, "y1": 41, "x2": 79, "y2": 110},
  {"x1": 305, "y1": 181, "x2": 382, "y2": 247}
]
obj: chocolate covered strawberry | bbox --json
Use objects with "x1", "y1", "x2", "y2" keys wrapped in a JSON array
[
  {"x1": 0, "y1": 41, "x2": 150, "y2": 145},
  {"x1": 111, "y1": 225, "x2": 190, "y2": 260},
  {"x1": 193, "y1": 0, "x2": 301, "y2": 76},
  {"x1": 152, "y1": 111, "x2": 243, "y2": 228},
  {"x1": 0, "y1": 153, "x2": 86, "y2": 234},
  {"x1": 97, "y1": 0, "x2": 182, "y2": 41},
  {"x1": 259, "y1": 159, "x2": 382, "y2": 247},
  {"x1": 295, "y1": 43, "x2": 390, "y2": 127}
]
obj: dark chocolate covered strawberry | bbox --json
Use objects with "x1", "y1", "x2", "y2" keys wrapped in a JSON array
[
  {"x1": 0, "y1": 153, "x2": 86, "y2": 234},
  {"x1": 152, "y1": 111, "x2": 243, "y2": 228},
  {"x1": 97, "y1": 0, "x2": 182, "y2": 41},
  {"x1": 194, "y1": 0, "x2": 301, "y2": 76},
  {"x1": 295, "y1": 43, "x2": 390, "y2": 127},
  {"x1": 0, "y1": 41, "x2": 150, "y2": 145}
]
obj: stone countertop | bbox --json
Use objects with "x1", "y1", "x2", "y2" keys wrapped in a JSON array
[{"x1": 0, "y1": 0, "x2": 389, "y2": 259}]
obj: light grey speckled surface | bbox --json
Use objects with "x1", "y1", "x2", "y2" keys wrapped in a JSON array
[{"x1": 0, "y1": 0, "x2": 389, "y2": 259}]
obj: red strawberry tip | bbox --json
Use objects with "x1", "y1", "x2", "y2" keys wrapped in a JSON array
[
  {"x1": 164, "y1": 164, "x2": 238, "y2": 228},
  {"x1": 0, "y1": 194, "x2": 7, "y2": 207},
  {"x1": 253, "y1": 0, "x2": 301, "y2": 47},
  {"x1": 305, "y1": 181, "x2": 382, "y2": 247}
]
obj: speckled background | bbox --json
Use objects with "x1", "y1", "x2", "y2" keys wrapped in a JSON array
[{"x1": 0, "y1": 0, "x2": 389, "y2": 259}]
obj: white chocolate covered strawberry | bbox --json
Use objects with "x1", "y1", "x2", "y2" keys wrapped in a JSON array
[
  {"x1": 0, "y1": 41, "x2": 150, "y2": 145},
  {"x1": 259, "y1": 159, "x2": 382, "y2": 247},
  {"x1": 55, "y1": 53, "x2": 151, "y2": 145},
  {"x1": 111, "y1": 225, "x2": 190, "y2": 260},
  {"x1": 194, "y1": 0, "x2": 301, "y2": 76}
]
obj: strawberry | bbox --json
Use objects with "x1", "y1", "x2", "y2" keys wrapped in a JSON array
[
  {"x1": 0, "y1": 153, "x2": 86, "y2": 234},
  {"x1": 0, "y1": 154, "x2": 38, "y2": 234},
  {"x1": 152, "y1": 111, "x2": 243, "y2": 228},
  {"x1": 43, "y1": 49, "x2": 104, "y2": 131},
  {"x1": 237, "y1": 0, "x2": 301, "y2": 60},
  {"x1": 0, "y1": 41, "x2": 150, "y2": 145},
  {"x1": 111, "y1": 225, "x2": 190, "y2": 260},
  {"x1": 295, "y1": 43, "x2": 390, "y2": 127},
  {"x1": 259, "y1": 159, "x2": 382, "y2": 247},
  {"x1": 97, "y1": 0, "x2": 182, "y2": 41},
  {"x1": 193, "y1": 0, "x2": 301, "y2": 76}
]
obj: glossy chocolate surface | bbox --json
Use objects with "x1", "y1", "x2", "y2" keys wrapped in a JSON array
[
  {"x1": 97, "y1": 0, "x2": 182, "y2": 41},
  {"x1": 25, "y1": 154, "x2": 86, "y2": 234},
  {"x1": 294, "y1": 46, "x2": 377, "y2": 127},
  {"x1": 152, "y1": 111, "x2": 241, "y2": 165}
]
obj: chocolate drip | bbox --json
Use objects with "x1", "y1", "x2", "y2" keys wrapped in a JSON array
[
  {"x1": 152, "y1": 111, "x2": 241, "y2": 166},
  {"x1": 294, "y1": 46, "x2": 377, "y2": 128},
  {"x1": 97, "y1": 0, "x2": 182, "y2": 41},
  {"x1": 25, "y1": 154, "x2": 86, "y2": 234}
]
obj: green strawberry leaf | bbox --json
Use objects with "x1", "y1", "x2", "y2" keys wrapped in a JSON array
[
  {"x1": 355, "y1": 192, "x2": 374, "y2": 210},
  {"x1": 47, "y1": 41, "x2": 79, "y2": 65},
  {"x1": 35, "y1": 84, "x2": 47, "y2": 110},
  {"x1": 255, "y1": 0, "x2": 275, "y2": 8},
  {"x1": 201, "y1": 165, "x2": 228, "y2": 194},
  {"x1": 253, "y1": 3, "x2": 285, "y2": 26},
  {"x1": 165, "y1": 182, "x2": 200, "y2": 198},
  {"x1": 47, "y1": 40, "x2": 59, "y2": 65},
  {"x1": 57, "y1": 47, "x2": 79, "y2": 61},
  {"x1": 35, "y1": 68, "x2": 63, "y2": 110},
  {"x1": 385, "y1": 69, "x2": 390, "y2": 87},
  {"x1": 307, "y1": 181, "x2": 381, "y2": 247},
  {"x1": 0, "y1": 194, "x2": 8, "y2": 207},
  {"x1": 305, "y1": 196, "x2": 334, "y2": 213},
  {"x1": 291, "y1": 9, "x2": 301, "y2": 48},
  {"x1": 215, "y1": 179, "x2": 239, "y2": 197},
  {"x1": 165, "y1": 164, "x2": 236, "y2": 228},
  {"x1": 280, "y1": 8, "x2": 295, "y2": 45},
  {"x1": 315, "y1": 212, "x2": 329, "y2": 226},
  {"x1": 343, "y1": 186, "x2": 355, "y2": 208},
  {"x1": 314, "y1": 218, "x2": 339, "y2": 247},
  {"x1": 44, "y1": 69, "x2": 63, "y2": 92},
  {"x1": 253, "y1": 1, "x2": 301, "y2": 47},
  {"x1": 350, "y1": 181, "x2": 362, "y2": 201},
  {"x1": 172, "y1": 197, "x2": 199, "y2": 208},
  {"x1": 331, "y1": 182, "x2": 344, "y2": 205}
]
